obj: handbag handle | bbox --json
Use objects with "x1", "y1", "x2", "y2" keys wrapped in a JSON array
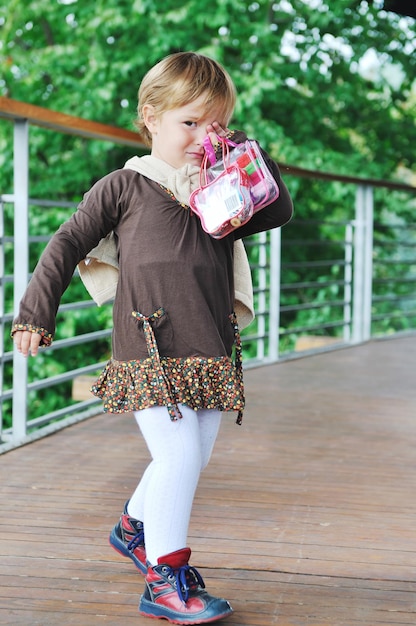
[{"x1": 200, "y1": 136, "x2": 231, "y2": 187}]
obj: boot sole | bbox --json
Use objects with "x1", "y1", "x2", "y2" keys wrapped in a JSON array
[
  {"x1": 139, "y1": 596, "x2": 233, "y2": 624},
  {"x1": 109, "y1": 528, "x2": 147, "y2": 575}
]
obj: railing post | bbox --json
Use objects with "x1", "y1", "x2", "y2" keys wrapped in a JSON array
[
  {"x1": 268, "y1": 227, "x2": 281, "y2": 361},
  {"x1": 352, "y1": 184, "x2": 374, "y2": 343},
  {"x1": 12, "y1": 119, "x2": 30, "y2": 440},
  {"x1": 343, "y1": 223, "x2": 353, "y2": 342},
  {"x1": 256, "y1": 231, "x2": 267, "y2": 360},
  {"x1": 0, "y1": 200, "x2": 4, "y2": 436}
]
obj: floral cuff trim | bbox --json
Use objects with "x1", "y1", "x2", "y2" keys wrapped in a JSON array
[{"x1": 11, "y1": 323, "x2": 53, "y2": 346}]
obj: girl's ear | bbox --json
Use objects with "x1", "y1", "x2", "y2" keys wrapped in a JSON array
[{"x1": 142, "y1": 104, "x2": 159, "y2": 134}]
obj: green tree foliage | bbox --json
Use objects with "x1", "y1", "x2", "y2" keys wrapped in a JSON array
[{"x1": 1, "y1": 0, "x2": 415, "y2": 193}]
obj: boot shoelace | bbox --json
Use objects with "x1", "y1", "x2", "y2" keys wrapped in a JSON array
[
  {"x1": 164, "y1": 563, "x2": 206, "y2": 604},
  {"x1": 127, "y1": 528, "x2": 145, "y2": 551}
]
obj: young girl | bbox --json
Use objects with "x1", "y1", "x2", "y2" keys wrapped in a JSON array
[{"x1": 12, "y1": 52, "x2": 293, "y2": 624}]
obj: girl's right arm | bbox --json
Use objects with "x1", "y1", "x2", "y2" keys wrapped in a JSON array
[{"x1": 11, "y1": 169, "x2": 132, "y2": 355}]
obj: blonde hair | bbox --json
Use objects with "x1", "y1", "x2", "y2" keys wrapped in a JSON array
[{"x1": 135, "y1": 52, "x2": 237, "y2": 145}]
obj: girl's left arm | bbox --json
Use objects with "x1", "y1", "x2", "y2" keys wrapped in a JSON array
[
  {"x1": 221, "y1": 130, "x2": 293, "y2": 238},
  {"x1": 238, "y1": 160, "x2": 293, "y2": 237}
]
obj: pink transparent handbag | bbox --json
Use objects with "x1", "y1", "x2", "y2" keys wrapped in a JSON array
[
  {"x1": 189, "y1": 136, "x2": 280, "y2": 239},
  {"x1": 189, "y1": 139, "x2": 254, "y2": 239},
  {"x1": 206, "y1": 136, "x2": 280, "y2": 211}
]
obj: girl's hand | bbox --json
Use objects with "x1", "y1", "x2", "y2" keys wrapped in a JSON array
[
  {"x1": 13, "y1": 330, "x2": 42, "y2": 357},
  {"x1": 206, "y1": 121, "x2": 230, "y2": 148}
]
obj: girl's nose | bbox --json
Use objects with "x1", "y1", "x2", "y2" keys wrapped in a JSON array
[{"x1": 195, "y1": 127, "x2": 207, "y2": 145}]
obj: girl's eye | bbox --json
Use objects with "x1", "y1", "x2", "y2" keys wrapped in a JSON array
[{"x1": 184, "y1": 121, "x2": 197, "y2": 127}]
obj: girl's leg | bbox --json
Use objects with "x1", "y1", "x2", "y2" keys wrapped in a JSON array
[
  {"x1": 112, "y1": 406, "x2": 233, "y2": 622},
  {"x1": 198, "y1": 408, "x2": 222, "y2": 471},
  {"x1": 130, "y1": 404, "x2": 221, "y2": 564},
  {"x1": 126, "y1": 463, "x2": 151, "y2": 521},
  {"x1": 128, "y1": 407, "x2": 222, "y2": 521}
]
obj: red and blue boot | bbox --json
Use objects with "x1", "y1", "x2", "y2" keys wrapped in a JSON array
[
  {"x1": 109, "y1": 501, "x2": 147, "y2": 575},
  {"x1": 139, "y1": 547, "x2": 233, "y2": 624}
]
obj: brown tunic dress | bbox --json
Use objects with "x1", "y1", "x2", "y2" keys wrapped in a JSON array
[{"x1": 12, "y1": 138, "x2": 293, "y2": 422}]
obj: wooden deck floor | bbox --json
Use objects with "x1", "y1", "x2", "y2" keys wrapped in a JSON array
[{"x1": 1, "y1": 335, "x2": 416, "y2": 626}]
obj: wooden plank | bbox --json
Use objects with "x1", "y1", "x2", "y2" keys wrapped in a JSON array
[
  {"x1": 72, "y1": 375, "x2": 96, "y2": 401},
  {"x1": 0, "y1": 335, "x2": 415, "y2": 625}
]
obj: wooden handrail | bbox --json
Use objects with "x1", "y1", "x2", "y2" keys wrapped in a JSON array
[
  {"x1": 0, "y1": 96, "x2": 146, "y2": 148},
  {"x1": 1, "y1": 96, "x2": 415, "y2": 193}
]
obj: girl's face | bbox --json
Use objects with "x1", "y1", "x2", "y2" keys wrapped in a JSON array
[{"x1": 143, "y1": 94, "x2": 227, "y2": 169}]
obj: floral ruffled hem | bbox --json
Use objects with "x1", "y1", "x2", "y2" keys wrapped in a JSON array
[
  {"x1": 10, "y1": 323, "x2": 53, "y2": 346},
  {"x1": 91, "y1": 354, "x2": 245, "y2": 423}
]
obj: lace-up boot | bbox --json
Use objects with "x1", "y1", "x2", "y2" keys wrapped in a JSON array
[
  {"x1": 109, "y1": 500, "x2": 146, "y2": 574},
  {"x1": 139, "y1": 547, "x2": 233, "y2": 624}
]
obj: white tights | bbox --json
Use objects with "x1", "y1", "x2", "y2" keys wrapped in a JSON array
[{"x1": 127, "y1": 404, "x2": 222, "y2": 565}]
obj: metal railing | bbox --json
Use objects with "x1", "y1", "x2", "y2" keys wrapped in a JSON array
[{"x1": 1, "y1": 96, "x2": 415, "y2": 452}]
